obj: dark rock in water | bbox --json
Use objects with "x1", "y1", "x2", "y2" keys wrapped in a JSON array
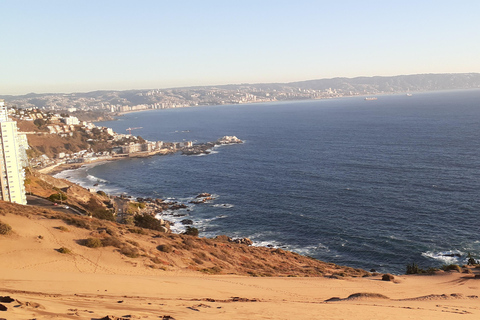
[
  {"x1": 181, "y1": 219, "x2": 193, "y2": 225},
  {"x1": 442, "y1": 253, "x2": 462, "y2": 258},
  {"x1": 190, "y1": 196, "x2": 214, "y2": 204},
  {"x1": 382, "y1": 273, "x2": 395, "y2": 281},
  {"x1": 196, "y1": 193, "x2": 212, "y2": 198},
  {"x1": 169, "y1": 204, "x2": 187, "y2": 210},
  {"x1": 370, "y1": 269, "x2": 377, "y2": 273},
  {"x1": 172, "y1": 213, "x2": 186, "y2": 217}
]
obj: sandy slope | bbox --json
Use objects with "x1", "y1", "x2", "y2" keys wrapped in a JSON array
[{"x1": 1, "y1": 212, "x2": 480, "y2": 319}]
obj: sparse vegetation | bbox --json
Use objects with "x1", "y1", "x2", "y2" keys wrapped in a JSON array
[
  {"x1": 184, "y1": 226, "x2": 199, "y2": 236},
  {"x1": 200, "y1": 266, "x2": 222, "y2": 274},
  {"x1": 157, "y1": 244, "x2": 173, "y2": 253},
  {"x1": 441, "y1": 264, "x2": 462, "y2": 272},
  {"x1": 48, "y1": 192, "x2": 67, "y2": 202},
  {"x1": 91, "y1": 208, "x2": 115, "y2": 221},
  {"x1": 467, "y1": 252, "x2": 478, "y2": 265},
  {"x1": 120, "y1": 246, "x2": 140, "y2": 258},
  {"x1": 56, "y1": 226, "x2": 69, "y2": 232},
  {"x1": 0, "y1": 198, "x2": 372, "y2": 278},
  {"x1": 126, "y1": 202, "x2": 145, "y2": 214},
  {"x1": 0, "y1": 220, "x2": 12, "y2": 235},
  {"x1": 57, "y1": 247, "x2": 72, "y2": 254},
  {"x1": 84, "y1": 237, "x2": 103, "y2": 248},
  {"x1": 134, "y1": 214, "x2": 164, "y2": 231}
]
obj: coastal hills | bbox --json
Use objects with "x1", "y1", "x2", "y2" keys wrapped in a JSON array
[
  {"x1": 0, "y1": 198, "x2": 368, "y2": 278},
  {"x1": 2, "y1": 199, "x2": 480, "y2": 319},
  {"x1": 4, "y1": 73, "x2": 480, "y2": 114}
]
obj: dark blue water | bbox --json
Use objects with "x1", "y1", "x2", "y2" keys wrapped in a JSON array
[{"x1": 56, "y1": 90, "x2": 480, "y2": 273}]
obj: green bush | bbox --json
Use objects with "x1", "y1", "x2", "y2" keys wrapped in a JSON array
[
  {"x1": 134, "y1": 214, "x2": 163, "y2": 231},
  {"x1": 406, "y1": 262, "x2": 425, "y2": 274},
  {"x1": 183, "y1": 226, "x2": 199, "y2": 236},
  {"x1": 48, "y1": 193, "x2": 68, "y2": 202},
  {"x1": 84, "y1": 237, "x2": 103, "y2": 248},
  {"x1": 0, "y1": 221, "x2": 12, "y2": 235}
]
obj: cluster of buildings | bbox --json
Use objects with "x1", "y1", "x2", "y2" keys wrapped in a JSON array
[
  {"x1": 4, "y1": 85, "x2": 356, "y2": 115},
  {"x1": 0, "y1": 100, "x2": 27, "y2": 205}
]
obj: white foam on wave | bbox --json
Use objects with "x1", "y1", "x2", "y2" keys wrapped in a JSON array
[
  {"x1": 212, "y1": 203, "x2": 234, "y2": 208},
  {"x1": 86, "y1": 174, "x2": 108, "y2": 183},
  {"x1": 422, "y1": 249, "x2": 465, "y2": 264}
]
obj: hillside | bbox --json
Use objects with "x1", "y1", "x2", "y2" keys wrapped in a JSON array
[
  {"x1": 0, "y1": 200, "x2": 367, "y2": 278},
  {"x1": 2, "y1": 200, "x2": 480, "y2": 320}
]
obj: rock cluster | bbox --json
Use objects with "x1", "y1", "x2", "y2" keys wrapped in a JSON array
[
  {"x1": 181, "y1": 136, "x2": 243, "y2": 155},
  {"x1": 215, "y1": 235, "x2": 253, "y2": 246}
]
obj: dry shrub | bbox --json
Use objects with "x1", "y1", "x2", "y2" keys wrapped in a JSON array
[
  {"x1": 157, "y1": 244, "x2": 173, "y2": 253},
  {"x1": 84, "y1": 237, "x2": 103, "y2": 248},
  {"x1": 126, "y1": 239, "x2": 139, "y2": 247},
  {"x1": 57, "y1": 247, "x2": 72, "y2": 254},
  {"x1": 62, "y1": 216, "x2": 92, "y2": 230},
  {"x1": 101, "y1": 236, "x2": 123, "y2": 248},
  {"x1": 194, "y1": 251, "x2": 208, "y2": 261},
  {"x1": 128, "y1": 227, "x2": 147, "y2": 235},
  {"x1": 56, "y1": 226, "x2": 69, "y2": 232},
  {"x1": 182, "y1": 238, "x2": 198, "y2": 250},
  {"x1": 200, "y1": 266, "x2": 222, "y2": 274},
  {"x1": 192, "y1": 257, "x2": 204, "y2": 265},
  {"x1": 0, "y1": 220, "x2": 12, "y2": 235},
  {"x1": 120, "y1": 246, "x2": 140, "y2": 258}
]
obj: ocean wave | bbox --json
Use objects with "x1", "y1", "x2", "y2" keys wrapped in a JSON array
[
  {"x1": 212, "y1": 203, "x2": 234, "y2": 208},
  {"x1": 86, "y1": 174, "x2": 108, "y2": 183},
  {"x1": 421, "y1": 250, "x2": 465, "y2": 264}
]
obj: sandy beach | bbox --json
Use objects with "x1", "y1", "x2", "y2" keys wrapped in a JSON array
[{"x1": 1, "y1": 208, "x2": 480, "y2": 319}]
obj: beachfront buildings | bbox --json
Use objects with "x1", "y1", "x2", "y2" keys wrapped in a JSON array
[{"x1": 0, "y1": 100, "x2": 27, "y2": 205}]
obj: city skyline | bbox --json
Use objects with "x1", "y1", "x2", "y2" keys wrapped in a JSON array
[{"x1": 1, "y1": 0, "x2": 480, "y2": 95}]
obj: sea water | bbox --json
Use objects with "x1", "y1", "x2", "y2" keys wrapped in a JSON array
[{"x1": 55, "y1": 89, "x2": 480, "y2": 273}]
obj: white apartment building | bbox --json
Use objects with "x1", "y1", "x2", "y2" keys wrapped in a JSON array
[{"x1": 0, "y1": 99, "x2": 27, "y2": 205}]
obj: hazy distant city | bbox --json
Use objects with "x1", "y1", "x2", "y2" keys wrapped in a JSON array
[{"x1": 3, "y1": 73, "x2": 480, "y2": 116}]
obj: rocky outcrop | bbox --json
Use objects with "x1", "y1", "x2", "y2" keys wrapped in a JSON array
[
  {"x1": 214, "y1": 235, "x2": 253, "y2": 246},
  {"x1": 216, "y1": 135, "x2": 243, "y2": 144},
  {"x1": 181, "y1": 136, "x2": 243, "y2": 155}
]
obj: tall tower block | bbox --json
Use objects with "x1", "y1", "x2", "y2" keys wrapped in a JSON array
[{"x1": 0, "y1": 99, "x2": 27, "y2": 205}]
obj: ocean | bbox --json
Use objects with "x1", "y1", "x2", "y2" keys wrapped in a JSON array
[{"x1": 55, "y1": 89, "x2": 480, "y2": 274}]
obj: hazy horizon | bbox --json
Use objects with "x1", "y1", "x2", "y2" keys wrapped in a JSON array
[{"x1": 2, "y1": 0, "x2": 480, "y2": 95}]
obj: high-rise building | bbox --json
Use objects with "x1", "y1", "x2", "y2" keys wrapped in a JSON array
[{"x1": 0, "y1": 99, "x2": 27, "y2": 205}]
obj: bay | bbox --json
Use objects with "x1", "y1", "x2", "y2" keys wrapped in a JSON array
[{"x1": 56, "y1": 89, "x2": 480, "y2": 273}]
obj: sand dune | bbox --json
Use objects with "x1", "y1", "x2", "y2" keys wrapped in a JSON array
[{"x1": 1, "y1": 210, "x2": 480, "y2": 319}]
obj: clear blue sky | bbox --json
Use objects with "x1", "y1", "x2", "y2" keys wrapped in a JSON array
[{"x1": 1, "y1": 0, "x2": 479, "y2": 95}]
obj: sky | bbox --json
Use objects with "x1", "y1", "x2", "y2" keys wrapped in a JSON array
[{"x1": 1, "y1": 0, "x2": 480, "y2": 95}]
